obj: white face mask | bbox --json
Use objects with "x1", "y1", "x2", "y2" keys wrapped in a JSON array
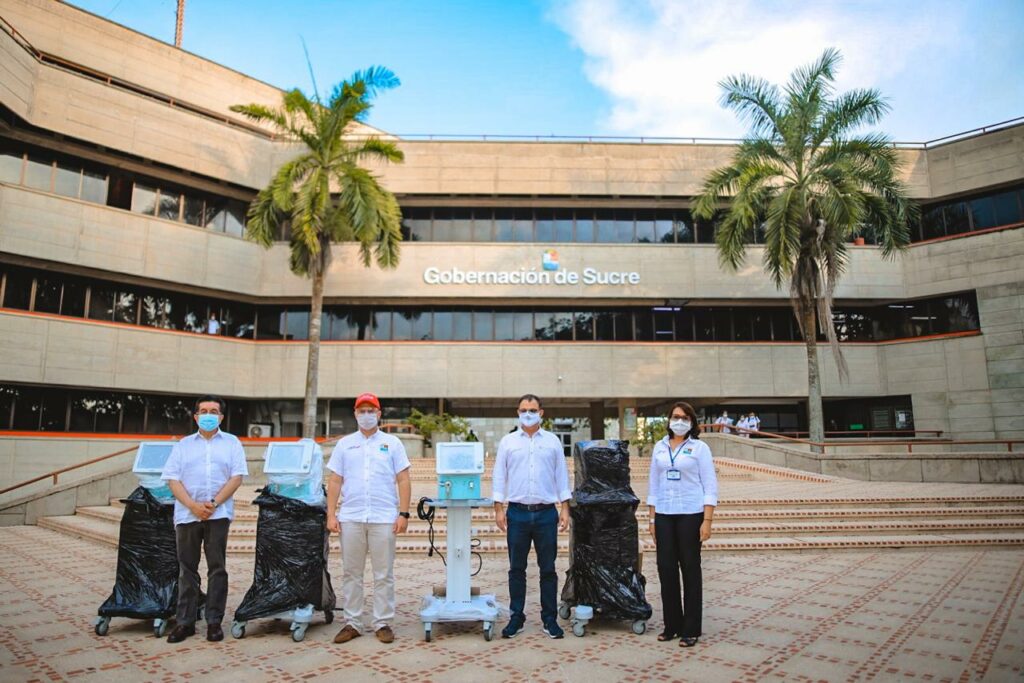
[
  {"x1": 518, "y1": 410, "x2": 541, "y2": 428},
  {"x1": 669, "y1": 419, "x2": 691, "y2": 436},
  {"x1": 356, "y1": 412, "x2": 379, "y2": 431}
]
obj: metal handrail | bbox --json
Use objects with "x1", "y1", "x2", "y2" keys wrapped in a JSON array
[
  {"x1": 711, "y1": 425, "x2": 1022, "y2": 453},
  {"x1": 0, "y1": 432, "x2": 346, "y2": 498}
]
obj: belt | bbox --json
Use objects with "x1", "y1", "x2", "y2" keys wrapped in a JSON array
[{"x1": 508, "y1": 502, "x2": 555, "y2": 512}]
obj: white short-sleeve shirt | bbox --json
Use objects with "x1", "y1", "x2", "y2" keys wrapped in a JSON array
[
  {"x1": 326, "y1": 429, "x2": 410, "y2": 524},
  {"x1": 161, "y1": 430, "x2": 249, "y2": 526},
  {"x1": 646, "y1": 436, "x2": 718, "y2": 514}
]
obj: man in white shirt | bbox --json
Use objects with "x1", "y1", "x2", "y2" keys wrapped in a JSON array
[
  {"x1": 735, "y1": 414, "x2": 750, "y2": 437},
  {"x1": 714, "y1": 410, "x2": 734, "y2": 434},
  {"x1": 493, "y1": 394, "x2": 571, "y2": 639},
  {"x1": 161, "y1": 395, "x2": 248, "y2": 643},
  {"x1": 206, "y1": 313, "x2": 221, "y2": 335},
  {"x1": 747, "y1": 411, "x2": 761, "y2": 435},
  {"x1": 327, "y1": 393, "x2": 411, "y2": 645}
]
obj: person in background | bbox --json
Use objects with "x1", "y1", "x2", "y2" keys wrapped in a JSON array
[
  {"x1": 161, "y1": 395, "x2": 248, "y2": 643},
  {"x1": 327, "y1": 393, "x2": 411, "y2": 645},
  {"x1": 648, "y1": 401, "x2": 718, "y2": 648},
  {"x1": 735, "y1": 413, "x2": 750, "y2": 437},
  {"x1": 714, "y1": 410, "x2": 733, "y2": 434},
  {"x1": 493, "y1": 394, "x2": 571, "y2": 640},
  {"x1": 206, "y1": 312, "x2": 221, "y2": 335},
  {"x1": 746, "y1": 411, "x2": 761, "y2": 435}
]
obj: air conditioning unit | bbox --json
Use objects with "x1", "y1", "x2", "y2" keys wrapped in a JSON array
[{"x1": 248, "y1": 423, "x2": 273, "y2": 438}]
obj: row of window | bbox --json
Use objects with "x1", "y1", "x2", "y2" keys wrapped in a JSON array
[
  {"x1": 4, "y1": 137, "x2": 1023, "y2": 246},
  {"x1": 0, "y1": 264, "x2": 980, "y2": 343}
]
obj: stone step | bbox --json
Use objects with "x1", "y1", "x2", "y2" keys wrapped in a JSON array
[{"x1": 36, "y1": 513, "x2": 1024, "y2": 555}]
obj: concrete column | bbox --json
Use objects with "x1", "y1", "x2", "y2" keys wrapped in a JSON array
[{"x1": 617, "y1": 399, "x2": 637, "y2": 441}]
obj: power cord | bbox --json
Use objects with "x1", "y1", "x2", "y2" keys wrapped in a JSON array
[{"x1": 417, "y1": 496, "x2": 483, "y2": 577}]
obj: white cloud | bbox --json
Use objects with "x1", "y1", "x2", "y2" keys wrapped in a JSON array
[{"x1": 549, "y1": 0, "x2": 959, "y2": 138}]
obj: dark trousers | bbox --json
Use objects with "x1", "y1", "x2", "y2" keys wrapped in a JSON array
[
  {"x1": 654, "y1": 512, "x2": 704, "y2": 638},
  {"x1": 175, "y1": 518, "x2": 230, "y2": 626},
  {"x1": 506, "y1": 504, "x2": 558, "y2": 624}
]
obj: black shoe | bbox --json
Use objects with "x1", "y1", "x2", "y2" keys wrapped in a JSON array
[
  {"x1": 207, "y1": 624, "x2": 224, "y2": 642},
  {"x1": 543, "y1": 621, "x2": 564, "y2": 639},
  {"x1": 167, "y1": 624, "x2": 196, "y2": 643},
  {"x1": 680, "y1": 636, "x2": 699, "y2": 647},
  {"x1": 501, "y1": 618, "x2": 525, "y2": 639}
]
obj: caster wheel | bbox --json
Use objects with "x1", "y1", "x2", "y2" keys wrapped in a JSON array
[
  {"x1": 231, "y1": 621, "x2": 246, "y2": 639},
  {"x1": 483, "y1": 623, "x2": 493, "y2": 642},
  {"x1": 154, "y1": 620, "x2": 169, "y2": 638},
  {"x1": 94, "y1": 616, "x2": 110, "y2": 636},
  {"x1": 558, "y1": 603, "x2": 571, "y2": 620},
  {"x1": 424, "y1": 624, "x2": 432, "y2": 642},
  {"x1": 572, "y1": 622, "x2": 586, "y2": 638},
  {"x1": 292, "y1": 625, "x2": 307, "y2": 642},
  {"x1": 631, "y1": 620, "x2": 647, "y2": 635}
]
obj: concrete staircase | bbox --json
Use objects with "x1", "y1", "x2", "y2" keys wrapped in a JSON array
[{"x1": 36, "y1": 457, "x2": 1024, "y2": 554}]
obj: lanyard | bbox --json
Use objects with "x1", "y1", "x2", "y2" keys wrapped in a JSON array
[{"x1": 668, "y1": 440, "x2": 687, "y2": 468}]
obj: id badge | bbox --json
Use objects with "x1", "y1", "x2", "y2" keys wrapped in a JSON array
[{"x1": 666, "y1": 469, "x2": 681, "y2": 481}]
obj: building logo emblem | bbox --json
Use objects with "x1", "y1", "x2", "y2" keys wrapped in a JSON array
[{"x1": 542, "y1": 250, "x2": 559, "y2": 271}]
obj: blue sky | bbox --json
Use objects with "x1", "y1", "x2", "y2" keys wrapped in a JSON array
[{"x1": 69, "y1": 0, "x2": 1023, "y2": 142}]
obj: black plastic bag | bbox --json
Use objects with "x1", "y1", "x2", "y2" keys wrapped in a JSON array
[
  {"x1": 98, "y1": 487, "x2": 180, "y2": 619},
  {"x1": 561, "y1": 440, "x2": 653, "y2": 621},
  {"x1": 233, "y1": 490, "x2": 336, "y2": 622}
]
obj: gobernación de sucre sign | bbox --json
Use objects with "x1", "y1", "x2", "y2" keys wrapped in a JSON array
[{"x1": 423, "y1": 250, "x2": 640, "y2": 286}]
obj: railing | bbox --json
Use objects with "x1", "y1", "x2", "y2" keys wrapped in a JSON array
[{"x1": 708, "y1": 424, "x2": 1023, "y2": 453}]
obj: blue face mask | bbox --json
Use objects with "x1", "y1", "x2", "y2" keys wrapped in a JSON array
[
  {"x1": 197, "y1": 414, "x2": 221, "y2": 432},
  {"x1": 519, "y1": 410, "x2": 541, "y2": 428}
]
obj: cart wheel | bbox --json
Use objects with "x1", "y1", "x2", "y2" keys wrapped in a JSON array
[
  {"x1": 572, "y1": 622, "x2": 586, "y2": 638},
  {"x1": 424, "y1": 624, "x2": 432, "y2": 642},
  {"x1": 154, "y1": 619, "x2": 169, "y2": 638},
  {"x1": 324, "y1": 609, "x2": 334, "y2": 624},
  {"x1": 558, "y1": 603, "x2": 571, "y2": 620},
  {"x1": 483, "y1": 622, "x2": 493, "y2": 642},
  {"x1": 231, "y1": 621, "x2": 246, "y2": 639},
  {"x1": 631, "y1": 620, "x2": 647, "y2": 635},
  {"x1": 94, "y1": 616, "x2": 110, "y2": 636},
  {"x1": 291, "y1": 624, "x2": 307, "y2": 642}
]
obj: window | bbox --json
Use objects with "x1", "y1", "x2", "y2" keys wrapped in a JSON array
[
  {"x1": 536, "y1": 311, "x2": 573, "y2": 340},
  {"x1": 0, "y1": 142, "x2": 22, "y2": 183},
  {"x1": 53, "y1": 163, "x2": 81, "y2": 198},
  {"x1": 2, "y1": 267, "x2": 33, "y2": 310},
  {"x1": 80, "y1": 169, "x2": 108, "y2": 204},
  {"x1": 511, "y1": 209, "x2": 534, "y2": 242},
  {"x1": 574, "y1": 311, "x2": 594, "y2": 340},
  {"x1": 131, "y1": 184, "x2": 158, "y2": 215},
  {"x1": 286, "y1": 310, "x2": 310, "y2": 340},
  {"x1": 653, "y1": 308, "x2": 675, "y2": 340},
  {"x1": 23, "y1": 155, "x2": 53, "y2": 191},
  {"x1": 32, "y1": 274, "x2": 62, "y2": 314},
  {"x1": 452, "y1": 310, "x2": 473, "y2": 340},
  {"x1": 473, "y1": 311, "x2": 493, "y2": 340},
  {"x1": 256, "y1": 308, "x2": 287, "y2": 340}
]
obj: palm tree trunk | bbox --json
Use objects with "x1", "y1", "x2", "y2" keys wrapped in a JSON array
[
  {"x1": 802, "y1": 306, "x2": 825, "y2": 454},
  {"x1": 302, "y1": 259, "x2": 325, "y2": 438}
]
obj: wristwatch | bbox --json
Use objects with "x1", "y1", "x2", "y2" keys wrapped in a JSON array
[{"x1": 398, "y1": 512, "x2": 410, "y2": 519}]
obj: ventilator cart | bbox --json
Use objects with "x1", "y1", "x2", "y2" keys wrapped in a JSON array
[
  {"x1": 231, "y1": 438, "x2": 336, "y2": 642},
  {"x1": 94, "y1": 441, "x2": 204, "y2": 638},
  {"x1": 418, "y1": 442, "x2": 506, "y2": 641},
  {"x1": 559, "y1": 439, "x2": 652, "y2": 637}
]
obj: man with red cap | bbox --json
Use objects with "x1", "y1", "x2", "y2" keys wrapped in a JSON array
[{"x1": 326, "y1": 393, "x2": 411, "y2": 644}]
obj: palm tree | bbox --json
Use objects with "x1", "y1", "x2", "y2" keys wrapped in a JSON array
[
  {"x1": 231, "y1": 67, "x2": 404, "y2": 438},
  {"x1": 693, "y1": 49, "x2": 917, "y2": 451}
]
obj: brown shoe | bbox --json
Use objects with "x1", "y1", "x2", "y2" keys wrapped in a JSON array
[
  {"x1": 207, "y1": 624, "x2": 224, "y2": 642},
  {"x1": 375, "y1": 625, "x2": 395, "y2": 643},
  {"x1": 166, "y1": 624, "x2": 195, "y2": 643},
  {"x1": 333, "y1": 624, "x2": 361, "y2": 644}
]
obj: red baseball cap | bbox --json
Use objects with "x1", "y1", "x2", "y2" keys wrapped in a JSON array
[{"x1": 354, "y1": 393, "x2": 381, "y2": 410}]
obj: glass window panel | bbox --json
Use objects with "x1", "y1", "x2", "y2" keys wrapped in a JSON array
[
  {"x1": 494, "y1": 311, "x2": 514, "y2": 341},
  {"x1": 391, "y1": 309, "x2": 414, "y2": 340},
  {"x1": 157, "y1": 189, "x2": 181, "y2": 221},
  {"x1": 920, "y1": 205, "x2": 946, "y2": 240},
  {"x1": 53, "y1": 163, "x2": 81, "y2": 198},
  {"x1": 991, "y1": 190, "x2": 1021, "y2": 226},
  {"x1": 2, "y1": 267, "x2": 33, "y2": 310},
  {"x1": 653, "y1": 308, "x2": 675, "y2": 340},
  {"x1": 409, "y1": 216, "x2": 432, "y2": 241},
  {"x1": 225, "y1": 200, "x2": 247, "y2": 237},
  {"x1": 121, "y1": 394, "x2": 147, "y2": 433},
  {"x1": 535, "y1": 210, "x2": 555, "y2": 242},
  {"x1": 140, "y1": 292, "x2": 177, "y2": 329},
  {"x1": 40, "y1": 392, "x2": 65, "y2": 431},
  {"x1": 553, "y1": 209, "x2": 574, "y2": 242},
  {"x1": 674, "y1": 309, "x2": 695, "y2": 341},
  {"x1": 613, "y1": 311, "x2": 634, "y2": 341},
  {"x1": 970, "y1": 196, "x2": 996, "y2": 230},
  {"x1": 131, "y1": 184, "x2": 158, "y2": 216},
  {"x1": 513, "y1": 311, "x2": 534, "y2": 340},
  {"x1": 183, "y1": 194, "x2": 209, "y2": 227},
  {"x1": 473, "y1": 311, "x2": 493, "y2": 340},
  {"x1": 60, "y1": 278, "x2": 86, "y2": 317},
  {"x1": 80, "y1": 169, "x2": 108, "y2": 204},
  {"x1": 432, "y1": 310, "x2": 453, "y2": 340},
  {"x1": 0, "y1": 143, "x2": 22, "y2": 183},
  {"x1": 472, "y1": 209, "x2": 493, "y2": 241},
  {"x1": 88, "y1": 284, "x2": 115, "y2": 321},
  {"x1": 675, "y1": 211, "x2": 695, "y2": 242},
  {"x1": 204, "y1": 200, "x2": 228, "y2": 232},
  {"x1": 370, "y1": 310, "x2": 390, "y2": 340},
  {"x1": 494, "y1": 210, "x2": 514, "y2": 242},
  {"x1": 770, "y1": 310, "x2": 796, "y2": 341},
  {"x1": 711, "y1": 309, "x2": 732, "y2": 340},
  {"x1": 595, "y1": 209, "x2": 616, "y2": 243},
  {"x1": 409, "y1": 310, "x2": 432, "y2": 340},
  {"x1": 24, "y1": 155, "x2": 52, "y2": 191},
  {"x1": 693, "y1": 309, "x2": 714, "y2": 340},
  {"x1": 732, "y1": 308, "x2": 753, "y2": 341},
  {"x1": 751, "y1": 310, "x2": 773, "y2": 341},
  {"x1": 0, "y1": 385, "x2": 14, "y2": 430},
  {"x1": 511, "y1": 209, "x2": 534, "y2": 242},
  {"x1": 113, "y1": 292, "x2": 138, "y2": 325},
  {"x1": 615, "y1": 210, "x2": 635, "y2": 243},
  {"x1": 452, "y1": 310, "x2": 472, "y2": 340},
  {"x1": 635, "y1": 210, "x2": 656, "y2": 243},
  {"x1": 287, "y1": 310, "x2": 310, "y2": 340},
  {"x1": 536, "y1": 311, "x2": 573, "y2": 340},
  {"x1": 431, "y1": 210, "x2": 452, "y2": 241},
  {"x1": 936, "y1": 294, "x2": 979, "y2": 333},
  {"x1": 943, "y1": 203, "x2": 970, "y2": 235},
  {"x1": 595, "y1": 311, "x2": 615, "y2": 340},
  {"x1": 575, "y1": 210, "x2": 595, "y2": 242},
  {"x1": 695, "y1": 217, "x2": 716, "y2": 243},
  {"x1": 145, "y1": 395, "x2": 193, "y2": 434},
  {"x1": 634, "y1": 309, "x2": 654, "y2": 341},
  {"x1": 32, "y1": 275, "x2": 62, "y2": 314},
  {"x1": 213, "y1": 301, "x2": 254, "y2": 338},
  {"x1": 575, "y1": 311, "x2": 594, "y2": 340},
  {"x1": 256, "y1": 308, "x2": 286, "y2": 340},
  {"x1": 11, "y1": 386, "x2": 42, "y2": 430},
  {"x1": 440, "y1": 208, "x2": 473, "y2": 242}
]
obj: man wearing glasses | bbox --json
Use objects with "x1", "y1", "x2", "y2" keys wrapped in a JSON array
[
  {"x1": 161, "y1": 395, "x2": 248, "y2": 643},
  {"x1": 326, "y1": 393, "x2": 411, "y2": 645},
  {"x1": 493, "y1": 394, "x2": 571, "y2": 639}
]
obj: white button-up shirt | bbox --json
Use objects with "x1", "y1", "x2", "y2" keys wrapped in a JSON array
[
  {"x1": 646, "y1": 436, "x2": 718, "y2": 514},
  {"x1": 492, "y1": 428, "x2": 571, "y2": 505},
  {"x1": 326, "y1": 429, "x2": 410, "y2": 524},
  {"x1": 714, "y1": 416, "x2": 734, "y2": 434},
  {"x1": 161, "y1": 430, "x2": 249, "y2": 526}
]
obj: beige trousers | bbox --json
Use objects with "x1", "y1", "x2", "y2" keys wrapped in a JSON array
[{"x1": 340, "y1": 521, "x2": 396, "y2": 632}]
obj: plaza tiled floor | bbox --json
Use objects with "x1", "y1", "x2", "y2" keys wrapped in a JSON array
[{"x1": 0, "y1": 524, "x2": 1021, "y2": 682}]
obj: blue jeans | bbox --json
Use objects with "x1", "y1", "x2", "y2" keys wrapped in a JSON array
[{"x1": 506, "y1": 504, "x2": 559, "y2": 624}]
